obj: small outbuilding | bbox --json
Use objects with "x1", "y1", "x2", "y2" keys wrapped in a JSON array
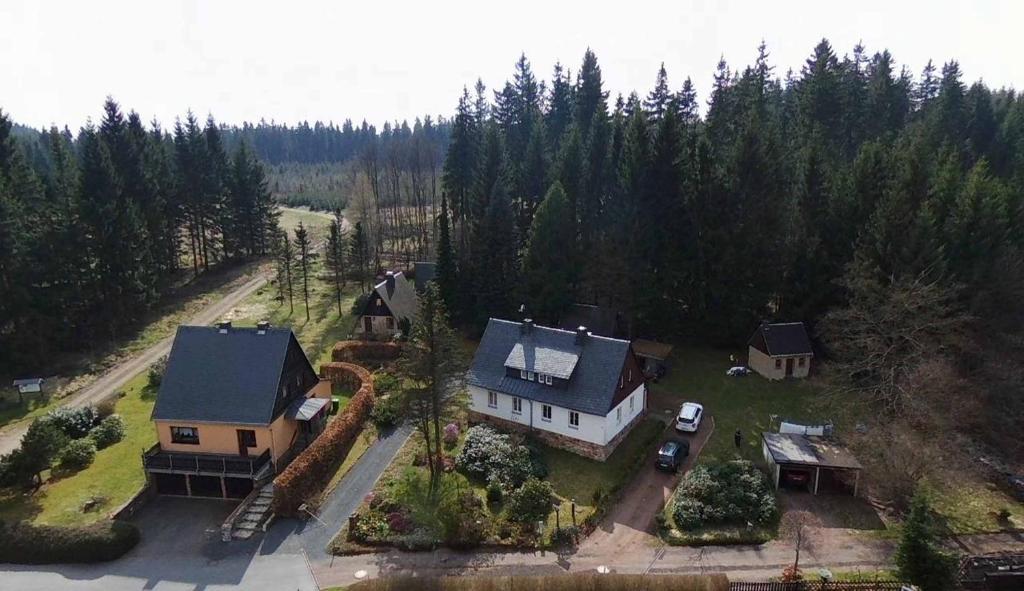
[
  {"x1": 762, "y1": 432, "x2": 862, "y2": 496},
  {"x1": 747, "y1": 322, "x2": 813, "y2": 380},
  {"x1": 631, "y1": 339, "x2": 674, "y2": 378}
]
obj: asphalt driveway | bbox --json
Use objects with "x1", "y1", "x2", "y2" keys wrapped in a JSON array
[
  {"x1": 576, "y1": 414, "x2": 714, "y2": 557},
  {"x1": 0, "y1": 496, "x2": 317, "y2": 591}
]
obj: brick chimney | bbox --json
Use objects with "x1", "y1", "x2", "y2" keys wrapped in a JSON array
[
  {"x1": 575, "y1": 325, "x2": 588, "y2": 345},
  {"x1": 217, "y1": 321, "x2": 231, "y2": 334},
  {"x1": 521, "y1": 318, "x2": 534, "y2": 334}
]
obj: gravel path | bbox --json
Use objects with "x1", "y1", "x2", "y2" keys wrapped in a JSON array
[{"x1": 0, "y1": 274, "x2": 268, "y2": 455}]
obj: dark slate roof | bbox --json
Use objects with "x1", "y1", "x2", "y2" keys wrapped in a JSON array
[
  {"x1": 558, "y1": 304, "x2": 620, "y2": 338},
  {"x1": 749, "y1": 322, "x2": 814, "y2": 357},
  {"x1": 413, "y1": 262, "x2": 436, "y2": 292},
  {"x1": 467, "y1": 319, "x2": 633, "y2": 416},
  {"x1": 372, "y1": 271, "x2": 418, "y2": 322},
  {"x1": 762, "y1": 432, "x2": 862, "y2": 470},
  {"x1": 152, "y1": 325, "x2": 314, "y2": 425}
]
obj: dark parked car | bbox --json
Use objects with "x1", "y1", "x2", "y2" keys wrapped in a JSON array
[{"x1": 655, "y1": 439, "x2": 690, "y2": 472}]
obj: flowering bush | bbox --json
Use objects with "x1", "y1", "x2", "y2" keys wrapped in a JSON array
[
  {"x1": 456, "y1": 425, "x2": 546, "y2": 489},
  {"x1": 387, "y1": 511, "x2": 413, "y2": 534},
  {"x1": 671, "y1": 460, "x2": 777, "y2": 530},
  {"x1": 443, "y1": 422, "x2": 460, "y2": 446}
]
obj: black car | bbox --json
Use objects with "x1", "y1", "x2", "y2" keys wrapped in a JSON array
[{"x1": 655, "y1": 439, "x2": 690, "y2": 472}]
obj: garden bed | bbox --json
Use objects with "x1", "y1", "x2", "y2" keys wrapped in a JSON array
[{"x1": 330, "y1": 415, "x2": 666, "y2": 553}]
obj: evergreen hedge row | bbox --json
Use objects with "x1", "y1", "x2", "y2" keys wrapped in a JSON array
[
  {"x1": 331, "y1": 340, "x2": 402, "y2": 363},
  {"x1": 272, "y1": 361, "x2": 375, "y2": 515},
  {"x1": 0, "y1": 519, "x2": 140, "y2": 564}
]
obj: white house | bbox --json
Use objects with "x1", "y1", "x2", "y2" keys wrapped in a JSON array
[
  {"x1": 354, "y1": 271, "x2": 418, "y2": 340},
  {"x1": 466, "y1": 318, "x2": 648, "y2": 461},
  {"x1": 747, "y1": 322, "x2": 814, "y2": 380}
]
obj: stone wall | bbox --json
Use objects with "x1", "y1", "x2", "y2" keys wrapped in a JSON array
[{"x1": 468, "y1": 408, "x2": 648, "y2": 461}]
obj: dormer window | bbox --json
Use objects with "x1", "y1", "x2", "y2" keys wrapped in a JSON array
[
  {"x1": 535, "y1": 373, "x2": 553, "y2": 385},
  {"x1": 520, "y1": 370, "x2": 536, "y2": 382}
]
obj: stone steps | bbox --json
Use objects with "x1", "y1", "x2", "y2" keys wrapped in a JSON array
[{"x1": 230, "y1": 483, "x2": 275, "y2": 540}]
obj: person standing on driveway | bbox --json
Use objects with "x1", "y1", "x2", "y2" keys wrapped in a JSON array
[{"x1": 734, "y1": 429, "x2": 743, "y2": 450}]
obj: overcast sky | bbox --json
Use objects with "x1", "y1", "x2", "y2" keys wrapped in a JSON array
[{"x1": 2, "y1": 0, "x2": 1021, "y2": 130}]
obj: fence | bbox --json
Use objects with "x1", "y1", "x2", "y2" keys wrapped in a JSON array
[{"x1": 730, "y1": 582, "x2": 909, "y2": 591}]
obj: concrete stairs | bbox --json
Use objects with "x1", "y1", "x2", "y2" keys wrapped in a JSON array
[{"x1": 230, "y1": 483, "x2": 275, "y2": 540}]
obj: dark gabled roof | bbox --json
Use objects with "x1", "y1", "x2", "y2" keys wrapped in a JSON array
[
  {"x1": 762, "y1": 432, "x2": 862, "y2": 470},
  {"x1": 370, "y1": 271, "x2": 418, "y2": 322},
  {"x1": 748, "y1": 322, "x2": 814, "y2": 357},
  {"x1": 558, "y1": 303, "x2": 620, "y2": 338},
  {"x1": 413, "y1": 262, "x2": 436, "y2": 293},
  {"x1": 152, "y1": 325, "x2": 316, "y2": 425},
  {"x1": 467, "y1": 319, "x2": 633, "y2": 416}
]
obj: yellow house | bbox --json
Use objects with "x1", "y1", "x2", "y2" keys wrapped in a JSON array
[
  {"x1": 145, "y1": 322, "x2": 331, "y2": 499},
  {"x1": 747, "y1": 322, "x2": 814, "y2": 380}
]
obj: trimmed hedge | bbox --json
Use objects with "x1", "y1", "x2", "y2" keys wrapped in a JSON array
[
  {"x1": 0, "y1": 519, "x2": 140, "y2": 564},
  {"x1": 273, "y1": 361, "x2": 375, "y2": 515},
  {"x1": 350, "y1": 574, "x2": 730, "y2": 591},
  {"x1": 332, "y1": 340, "x2": 402, "y2": 363}
]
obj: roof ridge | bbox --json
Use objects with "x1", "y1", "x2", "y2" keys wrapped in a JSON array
[{"x1": 488, "y1": 318, "x2": 630, "y2": 345}]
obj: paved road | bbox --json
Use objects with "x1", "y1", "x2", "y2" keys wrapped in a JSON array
[
  {"x1": 266, "y1": 422, "x2": 415, "y2": 562},
  {"x1": 0, "y1": 274, "x2": 268, "y2": 455}
]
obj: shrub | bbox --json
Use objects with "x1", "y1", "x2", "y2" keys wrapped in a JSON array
[
  {"x1": 0, "y1": 520, "x2": 139, "y2": 564},
  {"x1": 148, "y1": 355, "x2": 168, "y2": 389},
  {"x1": 370, "y1": 395, "x2": 400, "y2": 428},
  {"x1": 373, "y1": 372, "x2": 401, "y2": 395},
  {"x1": 89, "y1": 414, "x2": 126, "y2": 449},
  {"x1": 353, "y1": 510, "x2": 390, "y2": 542},
  {"x1": 486, "y1": 480, "x2": 503, "y2": 504},
  {"x1": 456, "y1": 425, "x2": 546, "y2": 489},
  {"x1": 332, "y1": 340, "x2": 402, "y2": 363},
  {"x1": 393, "y1": 528, "x2": 437, "y2": 551},
  {"x1": 59, "y1": 439, "x2": 97, "y2": 471},
  {"x1": 506, "y1": 478, "x2": 555, "y2": 524},
  {"x1": 550, "y1": 525, "x2": 579, "y2": 547},
  {"x1": 95, "y1": 397, "x2": 118, "y2": 419},
  {"x1": 46, "y1": 406, "x2": 98, "y2": 439},
  {"x1": 671, "y1": 460, "x2": 777, "y2": 531},
  {"x1": 443, "y1": 422, "x2": 460, "y2": 446},
  {"x1": 2, "y1": 419, "x2": 69, "y2": 486},
  {"x1": 387, "y1": 511, "x2": 413, "y2": 534}
]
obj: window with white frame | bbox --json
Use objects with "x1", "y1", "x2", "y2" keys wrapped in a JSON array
[
  {"x1": 487, "y1": 391, "x2": 498, "y2": 408},
  {"x1": 616, "y1": 407, "x2": 622, "y2": 424},
  {"x1": 569, "y1": 411, "x2": 579, "y2": 428},
  {"x1": 541, "y1": 404, "x2": 552, "y2": 421},
  {"x1": 540, "y1": 373, "x2": 553, "y2": 385},
  {"x1": 512, "y1": 397, "x2": 522, "y2": 414},
  {"x1": 629, "y1": 395, "x2": 634, "y2": 411}
]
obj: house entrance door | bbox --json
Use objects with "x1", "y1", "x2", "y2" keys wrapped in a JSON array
[
  {"x1": 363, "y1": 316, "x2": 373, "y2": 333},
  {"x1": 237, "y1": 429, "x2": 256, "y2": 456},
  {"x1": 785, "y1": 358, "x2": 794, "y2": 377}
]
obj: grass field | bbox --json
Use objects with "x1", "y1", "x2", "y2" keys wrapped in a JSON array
[
  {"x1": 0, "y1": 371, "x2": 156, "y2": 526},
  {"x1": 647, "y1": 346, "x2": 833, "y2": 465}
]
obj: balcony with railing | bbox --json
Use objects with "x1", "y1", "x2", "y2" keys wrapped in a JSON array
[{"x1": 143, "y1": 445, "x2": 272, "y2": 479}]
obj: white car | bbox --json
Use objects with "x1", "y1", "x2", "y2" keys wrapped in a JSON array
[
  {"x1": 675, "y1": 402, "x2": 704, "y2": 433},
  {"x1": 726, "y1": 366, "x2": 750, "y2": 377}
]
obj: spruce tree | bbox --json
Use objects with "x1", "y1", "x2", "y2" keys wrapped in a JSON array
[
  {"x1": 522, "y1": 182, "x2": 575, "y2": 323},
  {"x1": 644, "y1": 63, "x2": 671, "y2": 123},
  {"x1": 293, "y1": 222, "x2": 312, "y2": 321},
  {"x1": 276, "y1": 228, "x2": 295, "y2": 314},
  {"x1": 349, "y1": 220, "x2": 371, "y2": 293},
  {"x1": 324, "y1": 217, "x2": 347, "y2": 317},
  {"x1": 435, "y1": 195, "x2": 458, "y2": 315},
  {"x1": 895, "y1": 492, "x2": 957, "y2": 591}
]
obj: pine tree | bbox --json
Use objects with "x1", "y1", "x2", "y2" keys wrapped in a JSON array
[
  {"x1": 349, "y1": 220, "x2": 371, "y2": 293},
  {"x1": 575, "y1": 49, "x2": 608, "y2": 140},
  {"x1": 472, "y1": 177, "x2": 518, "y2": 327},
  {"x1": 324, "y1": 216, "x2": 347, "y2": 317},
  {"x1": 293, "y1": 222, "x2": 312, "y2": 321},
  {"x1": 895, "y1": 492, "x2": 958, "y2": 591},
  {"x1": 644, "y1": 63, "x2": 671, "y2": 123},
  {"x1": 435, "y1": 194, "x2": 458, "y2": 315},
  {"x1": 522, "y1": 182, "x2": 576, "y2": 323},
  {"x1": 442, "y1": 88, "x2": 476, "y2": 249},
  {"x1": 546, "y1": 62, "x2": 575, "y2": 151},
  {"x1": 675, "y1": 77, "x2": 699, "y2": 127},
  {"x1": 276, "y1": 229, "x2": 295, "y2": 314}
]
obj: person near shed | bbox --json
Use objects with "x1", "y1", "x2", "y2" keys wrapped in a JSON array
[{"x1": 734, "y1": 429, "x2": 743, "y2": 449}]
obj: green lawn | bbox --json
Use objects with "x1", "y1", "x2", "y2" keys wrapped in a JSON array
[
  {"x1": 544, "y1": 418, "x2": 665, "y2": 531},
  {"x1": 0, "y1": 371, "x2": 156, "y2": 526},
  {"x1": 648, "y1": 346, "x2": 833, "y2": 464}
]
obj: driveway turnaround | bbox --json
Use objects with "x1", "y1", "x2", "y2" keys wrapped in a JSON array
[{"x1": 0, "y1": 496, "x2": 316, "y2": 591}]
